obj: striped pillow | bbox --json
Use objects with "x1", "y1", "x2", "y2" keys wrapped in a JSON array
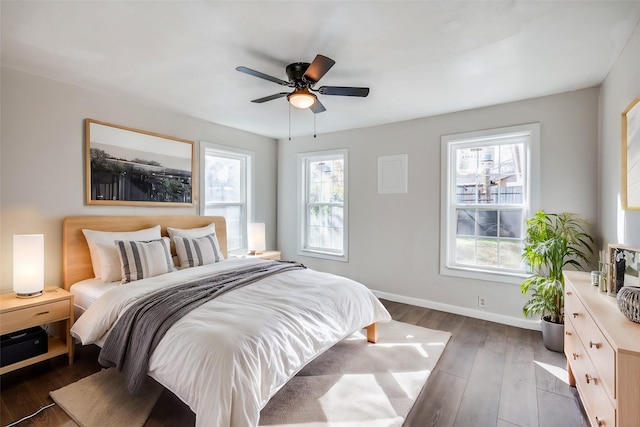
[
  {"x1": 173, "y1": 233, "x2": 224, "y2": 268},
  {"x1": 82, "y1": 225, "x2": 161, "y2": 279},
  {"x1": 116, "y1": 237, "x2": 175, "y2": 283}
]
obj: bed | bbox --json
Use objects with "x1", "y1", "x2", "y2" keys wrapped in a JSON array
[{"x1": 63, "y1": 215, "x2": 391, "y2": 427}]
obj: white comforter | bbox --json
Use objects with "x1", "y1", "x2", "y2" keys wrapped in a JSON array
[{"x1": 71, "y1": 258, "x2": 391, "y2": 427}]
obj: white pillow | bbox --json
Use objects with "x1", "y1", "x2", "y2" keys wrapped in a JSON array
[
  {"x1": 167, "y1": 223, "x2": 216, "y2": 240},
  {"x1": 173, "y1": 233, "x2": 224, "y2": 268},
  {"x1": 94, "y1": 242, "x2": 124, "y2": 283},
  {"x1": 116, "y1": 237, "x2": 175, "y2": 283},
  {"x1": 82, "y1": 225, "x2": 162, "y2": 279}
]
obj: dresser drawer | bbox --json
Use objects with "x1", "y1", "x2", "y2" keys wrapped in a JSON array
[
  {"x1": 565, "y1": 288, "x2": 616, "y2": 400},
  {"x1": 564, "y1": 271, "x2": 640, "y2": 427},
  {"x1": 565, "y1": 316, "x2": 580, "y2": 365},
  {"x1": 0, "y1": 300, "x2": 69, "y2": 334},
  {"x1": 572, "y1": 335, "x2": 616, "y2": 427}
]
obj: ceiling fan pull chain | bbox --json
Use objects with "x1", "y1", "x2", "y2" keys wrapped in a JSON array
[
  {"x1": 289, "y1": 102, "x2": 292, "y2": 141},
  {"x1": 314, "y1": 114, "x2": 317, "y2": 138}
]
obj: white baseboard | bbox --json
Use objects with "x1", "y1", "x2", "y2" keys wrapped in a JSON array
[{"x1": 373, "y1": 290, "x2": 541, "y2": 331}]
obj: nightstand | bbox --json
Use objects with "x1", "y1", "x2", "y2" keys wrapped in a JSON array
[
  {"x1": 253, "y1": 251, "x2": 282, "y2": 261},
  {"x1": 0, "y1": 286, "x2": 74, "y2": 374}
]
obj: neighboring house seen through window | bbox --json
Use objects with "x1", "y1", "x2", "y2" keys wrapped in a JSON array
[
  {"x1": 440, "y1": 123, "x2": 540, "y2": 284},
  {"x1": 200, "y1": 142, "x2": 253, "y2": 254},
  {"x1": 298, "y1": 149, "x2": 348, "y2": 262}
]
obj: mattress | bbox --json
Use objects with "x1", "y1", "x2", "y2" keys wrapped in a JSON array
[{"x1": 70, "y1": 278, "x2": 120, "y2": 319}]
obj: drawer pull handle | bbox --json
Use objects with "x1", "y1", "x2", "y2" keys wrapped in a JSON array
[
  {"x1": 572, "y1": 312, "x2": 579, "y2": 318},
  {"x1": 595, "y1": 416, "x2": 604, "y2": 426},
  {"x1": 589, "y1": 341, "x2": 601, "y2": 349},
  {"x1": 572, "y1": 352, "x2": 579, "y2": 360},
  {"x1": 585, "y1": 374, "x2": 597, "y2": 384},
  {"x1": 565, "y1": 331, "x2": 572, "y2": 336},
  {"x1": 36, "y1": 311, "x2": 50, "y2": 316}
]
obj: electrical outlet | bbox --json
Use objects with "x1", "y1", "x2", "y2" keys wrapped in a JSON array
[{"x1": 478, "y1": 296, "x2": 487, "y2": 308}]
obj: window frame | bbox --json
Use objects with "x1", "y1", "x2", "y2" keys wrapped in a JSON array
[
  {"x1": 199, "y1": 142, "x2": 254, "y2": 255},
  {"x1": 297, "y1": 148, "x2": 349, "y2": 262},
  {"x1": 440, "y1": 123, "x2": 540, "y2": 284}
]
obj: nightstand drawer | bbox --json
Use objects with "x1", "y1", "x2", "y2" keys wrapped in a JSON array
[{"x1": 0, "y1": 300, "x2": 69, "y2": 334}]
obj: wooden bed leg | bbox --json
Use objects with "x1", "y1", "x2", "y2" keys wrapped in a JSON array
[{"x1": 366, "y1": 323, "x2": 377, "y2": 343}]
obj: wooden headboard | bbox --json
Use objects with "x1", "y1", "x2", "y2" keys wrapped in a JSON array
[{"x1": 62, "y1": 215, "x2": 227, "y2": 290}]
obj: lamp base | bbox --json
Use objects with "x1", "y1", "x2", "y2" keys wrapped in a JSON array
[
  {"x1": 247, "y1": 250, "x2": 264, "y2": 256},
  {"x1": 16, "y1": 290, "x2": 43, "y2": 298}
]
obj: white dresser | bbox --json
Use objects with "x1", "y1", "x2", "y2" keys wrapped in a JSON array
[{"x1": 564, "y1": 271, "x2": 640, "y2": 427}]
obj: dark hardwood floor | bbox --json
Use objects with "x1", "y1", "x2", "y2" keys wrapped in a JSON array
[
  {"x1": 1, "y1": 299, "x2": 588, "y2": 427},
  {"x1": 388, "y1": 300, "x2": 589, "y2": 427}
]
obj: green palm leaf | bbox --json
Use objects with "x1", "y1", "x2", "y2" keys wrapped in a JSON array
[{"x1": 521, "y1": 210, "x2": 594, "y2": 324}]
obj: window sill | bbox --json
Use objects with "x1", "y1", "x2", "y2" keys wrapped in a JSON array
[
  {"x1": 298, "y1": 249, "x2": 348, "y2": 263},
  {"x1": 440, "y1": 265, "x2": 527, "y2": 285}
]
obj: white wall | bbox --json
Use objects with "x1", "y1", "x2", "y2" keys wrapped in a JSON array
[
  {"x1": 278, "y1": 88, "x2": 599, "y2": 328},
  {"x1": 4, "y1": 56, "x2": 623, "y2": 328},
  {"x1": 0, "y1": 68, "x2": 278, "y2": 291},
  {"x1": 598, "y1": 22, "x2": 640, "y2": 248}
]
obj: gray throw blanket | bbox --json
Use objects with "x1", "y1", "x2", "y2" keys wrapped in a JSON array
[{"x1": 98, "y1": 261, "x2": 306, "y2": 394}]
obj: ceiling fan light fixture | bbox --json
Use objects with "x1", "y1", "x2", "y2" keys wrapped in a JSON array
[
  {"x1": 237, "y1": 55, "x2": 369, "y2": 115},
  {"x1": 288, "y1": 88, "x2": 316, "y2": 109}
]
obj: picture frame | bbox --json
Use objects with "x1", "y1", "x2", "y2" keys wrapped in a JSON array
[
  {"x1": 622, "y1": 95, "x2": 640, "y2": 210},
  {"x1": 86, "y1": 119, "x2": 194, "y2": 206},
  {"x1": 607, "y1": 244, "x2": 640, "y2": 296}
]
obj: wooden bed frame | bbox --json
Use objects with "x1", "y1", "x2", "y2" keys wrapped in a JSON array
[
  {"x1": 62, "y1": 215, "x2": 228, "y2": 290},
  {"x1": 61, "y1": 215, "x2": 377, "y2": 342}
]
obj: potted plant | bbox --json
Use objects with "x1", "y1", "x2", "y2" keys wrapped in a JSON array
[{"x1": 520, "y1": 210, "x2": 594, "y2": 352}]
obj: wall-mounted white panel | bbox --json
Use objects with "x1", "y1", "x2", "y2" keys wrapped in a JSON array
[{"x1": 378, "y1": 154, "x2": 408, "y2": 194}]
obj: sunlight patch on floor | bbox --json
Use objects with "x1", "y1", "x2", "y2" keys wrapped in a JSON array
[
  {"x1": 534, "y1": 360, "x2": 569, "y2": 384},
  {"x1": 318, "y1": 374, "x2": 396, "y2": 421},
  {"x1": 373, "y1": 341, "x2": 445, "y2": 358}
]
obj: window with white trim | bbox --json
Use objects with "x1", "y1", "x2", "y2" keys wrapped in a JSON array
[
  {"x1": 298, "y1": 149, "x2": 348, "y2": 262},
  {"x1": 200, "y1": 142, "x2": 253, "y2": 254},
  {"x1": 440, "y1": 123, "x2": 540, "y2": 284}
]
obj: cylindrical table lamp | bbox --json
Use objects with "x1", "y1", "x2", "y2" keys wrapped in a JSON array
[{"x1": 13, "y1": 234, "x2": 44, "y2": 298}]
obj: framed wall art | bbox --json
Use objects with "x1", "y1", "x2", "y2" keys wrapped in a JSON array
[
  {"x1": 85, "y1": 119, "x2": 194, "y2": 206},
  {"x1": 622, "y1": 95, "x2": 640, "y2": 210},
  {"x1": 607, "y1": 244, "x2": 640, "y2": 296}
]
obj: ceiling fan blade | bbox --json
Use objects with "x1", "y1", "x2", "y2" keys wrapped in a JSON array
[
  {"x1": 309, "y1": 98, "x2": 326, "y2": 114},
  {"x1": 251, "y1": 92, "x2": 289, "y2": 103},
  {"x1": 236, "y1": 66, "x2": 289, "y2": 86},
  {"x1": 303, "y1": 55, "x2": 335, "y2": 83},
  {"x1": 318, "y1": 86, "x2": 370, "y2": 97}
]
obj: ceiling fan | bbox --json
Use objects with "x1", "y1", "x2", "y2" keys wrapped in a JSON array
[{"x1": 236, "y1": 54, "x2": 369, "y2": 114}]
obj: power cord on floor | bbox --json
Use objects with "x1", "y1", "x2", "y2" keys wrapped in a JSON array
[{"x1": 4, "y1": 402, "x2": 56, "y2": 427}]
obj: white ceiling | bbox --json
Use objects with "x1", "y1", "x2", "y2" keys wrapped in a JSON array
[{"x1": 2, "y1": 1, "x2": 640, "y2": 139}]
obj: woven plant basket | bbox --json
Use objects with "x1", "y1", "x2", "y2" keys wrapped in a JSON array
[{"x1": 617, "y1": 287, "x2": 640, "y2": 324}]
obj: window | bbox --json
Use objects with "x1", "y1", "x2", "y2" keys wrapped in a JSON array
[
  {"x1": 298, "y1": 149, "x2": 348, "y2": 262},
  {"x1": 199, "y1": 142, "x2": 253, "y2": 254},
  {"x1": 440, "y1": 123, "x2": 540, "y2": 284}
]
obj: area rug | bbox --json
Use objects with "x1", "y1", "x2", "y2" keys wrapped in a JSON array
[
  {"x1": 259, "y1": 320, "x2": 451, "y2": 427},
  {"x1": 49, "y1": 368, "x2": 163, "y2": 427},
  {"x1": 49, "y1": 321, "x2": 450, "y2": 427}
]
